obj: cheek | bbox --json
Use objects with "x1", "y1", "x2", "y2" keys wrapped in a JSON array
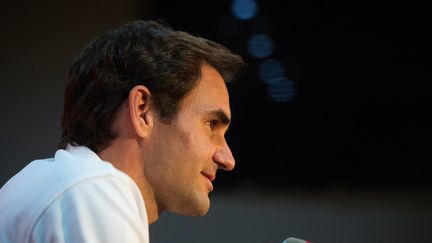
[
  {"x1": 157, "y1": 122, "x2": 215, "y2": 171},
  {"x1": 176, "y1": 124, "x2": 206, "y2": 152},
  {"x1": 193, "y1": 134, "x2": 216, "y2": 163},
  {"x1": 174, "y1": 130, "x2": 214, "y2": 170},
  {"x1": 147, "y1": 129, "x2": 183, "y2": 174}
]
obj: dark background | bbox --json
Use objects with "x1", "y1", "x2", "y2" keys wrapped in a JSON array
[
  {"x1": 149, "y1": 0, "x2": 431, "y2": 189},
  {"x1": 1, "y1": 1, "x2": 431, "y2": 242}
]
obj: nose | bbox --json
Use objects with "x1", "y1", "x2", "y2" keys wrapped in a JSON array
[{"x1": 212, "y1": 142, "x2": 235, "y2": 171}]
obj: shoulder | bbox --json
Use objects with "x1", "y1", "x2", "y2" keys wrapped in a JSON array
[
  {"x1": 32, "y1": 175, "x2": 149, "y2": 243},
  {"x1": 0, "y1": 146, "x2": 148, "y2": 242}
]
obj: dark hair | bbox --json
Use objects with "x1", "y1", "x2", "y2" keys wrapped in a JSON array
[{"x1": 58, "y1": 20, "x2": 246, "y2": 153}]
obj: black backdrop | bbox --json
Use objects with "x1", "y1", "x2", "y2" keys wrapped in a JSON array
[{"x1": 151, "y1": 0, "x2": 431, "y2": 188}]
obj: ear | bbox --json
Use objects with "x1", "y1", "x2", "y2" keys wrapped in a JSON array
[{"x1": 128, "y1": 85, "x2": 154, "y2": 138}]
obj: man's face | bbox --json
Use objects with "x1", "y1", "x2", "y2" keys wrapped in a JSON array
[{"x1": 145, "y1": 64, "x2": 235, "y2": 216}]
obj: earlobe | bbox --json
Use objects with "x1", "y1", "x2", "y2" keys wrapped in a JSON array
[{"x1": 128, "y1": 85, "x2": 153, "y2": 138}]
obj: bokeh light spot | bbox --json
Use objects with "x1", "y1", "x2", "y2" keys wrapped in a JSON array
[
  {"x1": 248, "y1": 34, "x2": 273, "y2": 58},
  {"x1": 232, "y1": 0, "x2": 258, "y2": 20},
  {"x1": 267, "y1": 77, "x2": 296, "y2": 102},
  {"x1": 258, "y1": 59, "x2": 285, "y2": 84}
]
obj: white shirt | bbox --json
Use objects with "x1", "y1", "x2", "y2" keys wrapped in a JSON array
[{"x1": 0, "y1": 145, "x2": 149, "y2": 243}]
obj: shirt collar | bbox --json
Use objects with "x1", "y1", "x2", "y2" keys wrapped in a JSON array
[{"x1": 65, "y1": 143, "x2": 101, "y2": 161}]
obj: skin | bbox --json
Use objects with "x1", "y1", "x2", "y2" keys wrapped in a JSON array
[{"x1": 98, "y1": 64, "x2": 235, "y2": 224}]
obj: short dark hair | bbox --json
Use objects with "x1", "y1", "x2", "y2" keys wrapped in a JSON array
[{"x1": 58, "y1": 20, "x2": 246, "y2": 153}]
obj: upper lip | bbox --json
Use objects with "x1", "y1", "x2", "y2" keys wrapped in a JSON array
[{"x1": 201, "y1": 172, "x2": 216, "y2": 182}]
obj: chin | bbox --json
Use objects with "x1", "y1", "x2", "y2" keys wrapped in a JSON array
[
  {"x1": 194, "y1": 205, "x2": 210, "y2": 216},
  {"x1": 177, "y1": 195, "x2": 210, "y2": 217}
]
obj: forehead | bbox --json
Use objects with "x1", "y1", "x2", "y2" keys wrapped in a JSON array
[{"x1": 180, "y1": 64, "x2": 231, "y2": 117}]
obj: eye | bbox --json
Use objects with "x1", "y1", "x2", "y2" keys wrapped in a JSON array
[{"x1": 206, "y1": 120, "x2": 218, "y2": 130}]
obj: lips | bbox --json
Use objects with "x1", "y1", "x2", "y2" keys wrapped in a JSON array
[
  {"x1": 201, "y1": 172, "x2": 215, "y2": 191},
  {"x1": 201, "y1": 172, "x2": 216, "y2": 182}
]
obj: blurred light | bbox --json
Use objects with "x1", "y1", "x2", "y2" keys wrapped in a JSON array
[
  {"x1": 248, "y1": 34, "x2": 273, "y2": 58},
  {"x1": 258, "y1": 59, "x2": 285, "y2": 84},
  {"x1": 268, "y1": 77, "x2": 296, "y2": 102},
  {"x1": 232, "y1": 0, "x2": 258, "y2": 20}
]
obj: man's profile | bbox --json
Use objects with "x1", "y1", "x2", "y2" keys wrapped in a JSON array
[{"x1": 0, "y1": 20, "x2": 245, "y2": 242}]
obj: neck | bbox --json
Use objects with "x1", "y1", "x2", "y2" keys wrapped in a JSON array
[{"x1": 98, "y1": 138, "x2": 160, "y2": 224}]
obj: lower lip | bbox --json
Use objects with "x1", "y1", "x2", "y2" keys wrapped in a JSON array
[{"x1": 202, "y1": 175, "x2": 213, "y2": 192}]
